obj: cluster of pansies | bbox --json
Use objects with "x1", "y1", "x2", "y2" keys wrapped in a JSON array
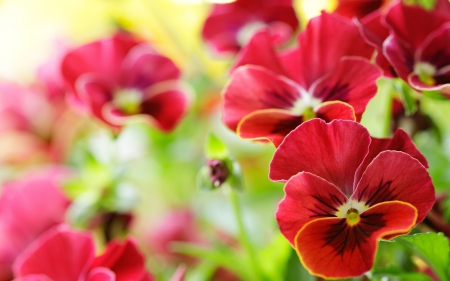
[{"x1": 0, "y1": 0, "x2": 448, "y2": 280}]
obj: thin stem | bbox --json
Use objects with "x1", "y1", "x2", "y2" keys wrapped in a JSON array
[{"x1": 228, "y1": 187, "x2": 265, "y2": 281}]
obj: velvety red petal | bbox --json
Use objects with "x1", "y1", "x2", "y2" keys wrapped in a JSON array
[
  {"x1": 315, "y1": 101, "x2": 355, "y2": 122},
  {"x1": 13, "y1": 274, "x2": 54, "y2": 281},
  {"x1": 276, "y1": 172, "x2": 348, "y2": 246},
  {"x1": 278, "y1": 48, "x2": 301, "y2": 83},
  {"x1": 121, "y1": 43, "x2": 181, "y2": 89},
  {"x1": 62, "y1": 33, "x2": 139, "y2": 94},
  {"x1": 222, "y1": 66, "x2": 301, "y2": 131},
  {"x1": 102, "y1": 82, "x2": 188, "y2": 132},
  {"x1": 385, "y1": 2, "x2": 450, "y2": 50},
  {"x1": 201, "y1": 8, "x2": 250, "y2": 54},
  {"x1": 237, "y1": 109, "x2": 302, "y2": 147},
  {"x1": 310, "y1": 57, "x2": 381, "y2": 120},
  {"x1": 356, "y1": 12, "x2": 396, "y2": 77},
  {"x1": 354, "y1": 128, "x2": 428, "y2": 185},
  {"x1": 294, "y1": 12, "x2": 374, "y2": 89},
  {"x1": 13, "y1": 227, "x2": 95, "y2": 281},
  {"x1": 91, "y1": 238, "x2": 149, "y2": 281},
  {"x1": 0, "y1": 171, "x2": 70, "y2": 278},
  {"x1": 295, "y1": 201, "x2": 417, "y2": 279},
  {"x1": 352, "y1": 151, "x2": 435, "y2": 224},
  {"x1": 333, "y1": 0, "x2": 383, "y2": 19},
  {"x1": 269, "y1": 119, "x2": 370, "y2": 196},
  {"x1": 86, "y1": 268, "x2": 115, "y2": 281},
  {"x1": 231, "y1": 29, "x2": 287, "y2": 76},
  {"x1": 417, "y1": 23, "x2": 450, "y2": 69},
  {"x1": 383, "y1": 35, "x2": 414, "y2": 82}
]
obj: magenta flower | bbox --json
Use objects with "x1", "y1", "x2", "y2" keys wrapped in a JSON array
[
  {"x1": 13, "y1": 226, "x2": 153, "y2": 281},
  {"x1": 0, "y1": 168, "x2": 70, "y2": 280},
  {"x1": 383, "y1": 1, "x2": 450, "y2": 94},
  {"x1": 271, "y1": 119, "x2": 435, "y2": 279},
  {"x1": 61, "y1": 33, "x2": 189, "y2": 131},
  {"x1": 222, "y1": 12, "x2": 380, "y2": 146},
  {"x1": 201, "y1": 0, "x2": 299, "y2": 55}
]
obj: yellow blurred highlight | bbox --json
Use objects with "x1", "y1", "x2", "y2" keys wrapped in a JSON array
[
  {"x1": 300, "y1": 0, "x2": 337, "y2": 20},
  {"x1": 171, "y1": 0, "x2": 235, "y2": 4}
]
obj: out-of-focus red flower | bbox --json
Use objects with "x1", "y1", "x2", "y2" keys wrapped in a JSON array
[
  {"x1": 383, "y1": 1, "x2": 450, "y2": 94},
  {"x1": 61, "y1": 33, "x2": 189, "y2": 132},
  {"x1": 13, "y1": 226, "x2": 153, "y2": 281},
  {"x1": 147, "y1": 209, "x2": 204, "y2": 264},
  {"x1": 0, "y1": 168, "x2": 71, "y2": 280},
  {"x1": 201, "y1": 0, "x2": 299, "y2": 55},
  {"x1": 222, "y1": 12, "x2": 380, "y2": 147},
  {"x1": 271, "y1": 119, "x2": 435, "y2": 279}
]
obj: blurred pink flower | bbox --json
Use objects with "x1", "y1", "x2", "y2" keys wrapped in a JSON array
[
  {"x1": 147, "y1": 209, "x2": 204, "y2": 264},
  {"x1": 0, "y1": 168, "x2": 71, "y2": 280},
  {"x1": 13, "y1": 226, "x2": 153, "y2": 281},
  {"x1": 0, "y1": 80, "x2": 72, "y2": 165},
  {"x1": 61, "y1": 33, "x2": 189, "y2": 132},
  {"x1": 201, "y1": 0, "x2": 299, "y2": 55}
]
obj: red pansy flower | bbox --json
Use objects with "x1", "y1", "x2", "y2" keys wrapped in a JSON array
[
  {"x1": 222, "y1": 12, "x2": 380, "y2": 146},
  {"x1": 0, "y1": 168, "x2": 70, "y2": 280},
  {"x1": 333, "y1": 0, "x2": 392, "y2": 19},
  {"x1": 13, "y1": 226, "x2": 153, "y2": 281},
  {"x1": 383, "y1": 1, "x2": 450, "y2": 94},
  {"x1": 201, "y1": 0, "x2": 299, "y2": 55},
  {"x1": 271, "y1": 119, "x2": 435, "y2": 279},
  {"x1": 61, "y1": 33, "x2": 189, "y2": 131}
]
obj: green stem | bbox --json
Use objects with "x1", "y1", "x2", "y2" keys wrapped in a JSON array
[{"x1": 228, "y1": 187, "x2": 264, "y2": 281}]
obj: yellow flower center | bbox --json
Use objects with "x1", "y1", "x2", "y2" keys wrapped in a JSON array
[
  {"x1": 113, "y1": 88, "x2": 143, "y2": 114},
  {"x1": 414, "y1": 62, "x2": 436, "y2": 86},
  {"x1": 335, "y1": 200, "x2": 368, "y2": 226},
  {"x1": 346, "y1": 208, "x2": 360, "y2": 226}
]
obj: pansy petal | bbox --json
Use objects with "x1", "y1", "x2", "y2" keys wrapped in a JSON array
[
  {"x1": 333, "y1": 0, "x2": 383, "y2": 19},
  {"x1": 75, "y1": 73, "x2": 116, "y2": 125},
  {"x1": 354, "y1": 129, "x2": 428, "y2": 186},
  {"x1": 295, "y1": 12, "x2": 374, "y2": 89},
  {"x1": 122, "y1": 43, "x2": 181, "y2": 89},
  {"x1": 357, "y1": 12, "x2": 396, "y2": 77},
  {"x1": 417, "y1": 23, "x2": 450, "y2": 69},
  {"x1": 270, "y1": 119, "x2": 370, "y2": 196},
  {"x1": 13, "y1": 227, "x2": 95, "y2": 281},
  {"x1": 237, "y1": 109, "x2": 302, "y2": 147},
  {"x1": 383, "y1": 35, "x2": 414, "y2": 82},
  {"x1": 86, "y1": 268, "x2": 115, "y2": 281},
  {"x1": 310, "y1": 57, "x2": 381, "y2": 120},
  {"x1": 222, "y1": 65, "x2": 301, "y2": 131},
  {"x1": 295, "y1": 201, "x2": 417, "y2": 279},
  {"x1": 91, "y1": 238, "x2": 149, "y2": 281},
  {"x1": 231, "y1": 29, "x2": 287, "y2": 75},
  {"x1": 315, "y1": 101, "x2": 356, "y2": 122},
  {"x1": 62, "y1": 33, "x2": 140, "y2": 94},
  {"x1": 385, "y1": 2, "x2": 450, "y2": 50},
  {"x1": 276, "y1": 172, "x2": 348, "y2": 246},
  {"x1": 201, "y1": 8, "x2": 250, "y2": 54},
  {"x1": 353, "y1": 151, "x2": 435, "y2": 224},
  {"x1": 102, "y1": 82, "x2": 189, "y2": 131},
  {"x1": 13, "y1": 274, "x2": 54, "y2": 281}
]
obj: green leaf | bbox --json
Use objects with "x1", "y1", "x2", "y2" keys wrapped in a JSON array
[
  {"x1": 259, "y1": 233, "x2": 291, "y2": 280},
  {"x1": 393, "y1": 79, "x2": 418, "y2": 116},
  {"x1": 395, "y1": 232, "x2": 450, "y2": 281},
  {"x1": 205, "y1": 133, "x2": 228, "y2": 159},
  {"x1": 403, "y1": 0, "x2": 437, "y2": 10},
  {"x1": 361, "y1": 78, "x2": 393, "y2": 138}
]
